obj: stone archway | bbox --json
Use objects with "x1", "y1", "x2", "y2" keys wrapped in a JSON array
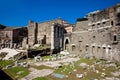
[{"x1": 64, "y1": 37, "x2": 70, "y2": 50}]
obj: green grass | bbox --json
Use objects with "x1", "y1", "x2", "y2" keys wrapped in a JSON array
[
  {"x1": 29, "y1": 45, "x2": 48, "y2": 50},
  {"x1": 42, "y1": 55, "x2": 52, "y2": 60},
  {"x1": 32, "y1": 77, "x2": 48, "y2": 80},
  {"x1": 104, "y1": 66, "x2": 116, "y2": 76},
  {"x1": 2, "y1": 56, "x2": 119, "y2": 80},
  {"x1": 0, "y1": 60, "x2": 14, "y2": 68},
  {"x1": 4, "y1": 66, "x2": 29, "y2": 79},
  {"x1": 30, "y1": 65, "x2": 53, "y2": 70},
  {"x1": 55, "y1": 64, "x2": 74, "y2": 75},
  {"x1": 55, "y1": 57, "x2": 95, "y2": 75},
  {"x1": 53, "y1": 57, "x2": 118, "y2": 80}
]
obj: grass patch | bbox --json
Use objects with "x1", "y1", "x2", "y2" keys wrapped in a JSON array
[
  {"x1": 30, "y1": 65, "x2": 53, "y2": 70},
  {"x1": 32, "y1": 77, "x2": 48, "y2": 80},
  {"x1": 55, "y1": 57, "x2": 95, "y2": 75},
  {"x1": 4, "y1": 66, "x2": 29, "y2": 79},
  {"x1": 29, "y1": 45, "x2": 48, "y2": 50},
  {"x1": 79, "y1": 57, "x2": 95, "y2": 64},
  {"x1": 53, "y1": 57, "x2": 118, "y2": 80},
  {"x1": 0, "y1": 60, "x2": 14, "y2": 68},
  {"x1": 42, "y1": 55, "x2": 52, "y2": 60},
  {"x1": 2, "y1": 56, "x2": 119, "y2": 80},
  {"x1": 104, "y1": 66, "x2": 116, "y2": 76},
  {"x1": 55, "y1": 65, "x2": 74, "y2": 75}
]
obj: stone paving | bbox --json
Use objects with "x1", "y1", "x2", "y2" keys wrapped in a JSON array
[{"x1": 19, "y1": 68, "x2": 54, "y2": 80}]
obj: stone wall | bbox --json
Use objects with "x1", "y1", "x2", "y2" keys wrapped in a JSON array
[
  {"x1": 37, "y1": 21, "x2": 53, "y2": 45},
  {"x1": 28, "y1": 20, "x2": 37, "y2": 47},
  {"x1": 65, "y1": 3, "x2": 120, "y2": 62},
  {"x1": 0, "y1": 27, "x2": 27, "y2": 49},
  {"x1": 74, "y1": 18, "x2": 88, "y2": 31},
  {"x1": 28, "y1": 18, "x2": 66, "y2": 52},
  {"x1": 0, "y1": 29, "x2": 12, "y2": 48}
]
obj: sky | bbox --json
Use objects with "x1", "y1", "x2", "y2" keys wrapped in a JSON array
[{"x1": 0, "y1": 0, "x2": 120, "y2": 26}]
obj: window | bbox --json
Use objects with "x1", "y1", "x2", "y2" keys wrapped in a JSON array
[
  {"x1": 117, "y1": 13, "x2": 120, "y2": 25},
  {"x1": 117, "y1": 13, "x2": 120, "y2": 17},
  {"x1": 111, "y1": 21, "x2": 113, "y2": 25},
  {"x1": 97, "y1": 23, "x2": 100, "y2": 25},
  {"x1": 98, "y1": 46, "x2": 100, "y2": 48},
  {"x1": 114, "y1": 35, "x2": 117, "y2": 41},
  {"x1": 80, "y1": 50, "x2": 82, "y2": 52},
  {"x1": 103, "y1": 22, "x2": 106, "y2": 24},
  {"x1": 93, "y1": 36, "x2": 96, "y2": 38},
  {"x1": 92, "y1": 24, "x2": 95, "y2": 26},
  {"x1": 85, "y1": 45, "x2": 89, "y2": 51},
  {"x1": 103, "y1": 47, "x2": 106, "y2": 49},
  {"x1": 108, "y1": 47, "x2": 111, "y2": 49},
  {"x1": 72, "y1": 45, "x2": 75, "y2": 51},
  {"x1": 106, "y1": 28, "x2": 108, "y2": 30},
  {"x1": 6, "y1": 34, "x2": 8, "y2": 38}
]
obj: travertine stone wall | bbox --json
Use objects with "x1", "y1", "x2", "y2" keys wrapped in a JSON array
[
  {"x1": 65, "y1": 4, "x2": 120, "y2": 62},
  {"x1": 28, "y1": 18, "x2": 65, "y2": 51}
]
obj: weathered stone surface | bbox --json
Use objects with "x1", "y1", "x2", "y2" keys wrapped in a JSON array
[
  {"x1": 20, "y1": 68, "x2": 54, "y2": 80},
  {"x1": 65, "y1": 4, "x2": 120, "y2": 62},
  {"x1": 28, "y1": 18, "x2": 66, "y2": 51},
  {"x1": 111, "y1": 71, "x2": 120, "y2": 77},
  {"x1": 76, "y1": 74, "x2": 84, "y2": 79},
  {"x1": 79, "y1": 63, "x2": 87, "y2": 67}
]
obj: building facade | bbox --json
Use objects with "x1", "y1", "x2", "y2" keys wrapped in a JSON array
[
  {"x1": 0, "y1": 27, "x2": 27, "y2": 49},
  {"x1": 65, "y1": 3, "x2": 120, "y2": 62},
  {"x1": 28, "y1": 18, "x2": 66, "y2": 51}
]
